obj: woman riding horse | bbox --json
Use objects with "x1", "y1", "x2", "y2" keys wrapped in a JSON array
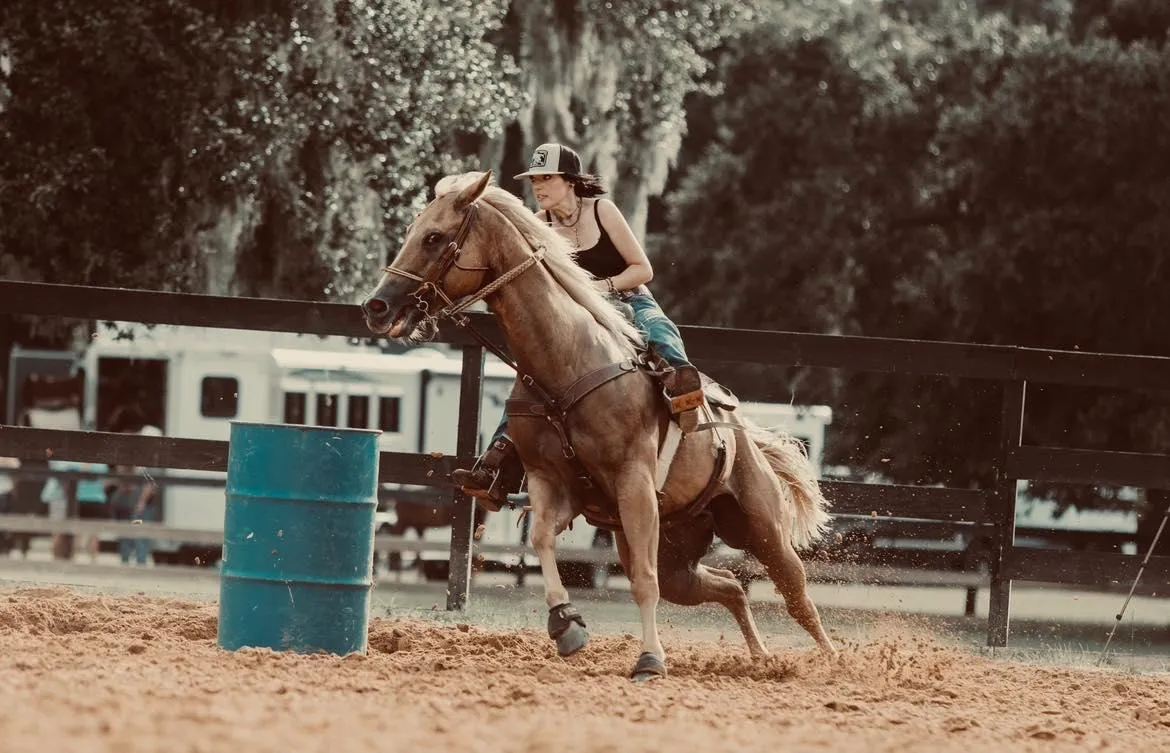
[
  {"x1": 360, "y1": 169, "x2": 836, "y2": 680},
  {"x1": 452, "y1": 143, "x2": 705, "y2": 509}
]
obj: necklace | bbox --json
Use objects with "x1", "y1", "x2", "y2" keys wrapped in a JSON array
[{"x1": 549, "y1": 197, "x2": 583, "y2": 250}]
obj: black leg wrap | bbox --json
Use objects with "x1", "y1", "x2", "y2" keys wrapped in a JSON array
[
  {"x1": 547, "y1": 602, "x2": 589, "y2": 657},
  {"x1": 547, "y1": 602, "x2": 586, "y2": 639}
]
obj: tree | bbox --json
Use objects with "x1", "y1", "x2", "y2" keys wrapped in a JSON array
[
  {"x1": 1072, "y1": 0, "x2": 1170, "y2": 45},
  {"x1": 931, "y1": 33, "x2": 1170, "y2": 464},
  {"x1": 651, "y1": 0, "x2": 1004, "y2": 485},
  {"x1": 491, "y1": 0, "x2": 753, "y2": 242},
  {"x1": 0, "y1": 0, "x2": 523, "y2": 302},
  {"x1": 651, "y1": 0, "x2": 1170, "y2": 505}
]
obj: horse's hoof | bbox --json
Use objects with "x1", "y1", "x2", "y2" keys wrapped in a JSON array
[
  {"x1": 555, "y1": 621, "x2": 589, "y2": 657},
  {"x1": 630, "y1": 651, "x2": 667, "y2": 684},
  {"x1": 548, "y1": 602, "x2": 588, "y2": 657}
]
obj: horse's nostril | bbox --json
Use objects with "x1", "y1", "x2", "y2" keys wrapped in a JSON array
[{"x1": 366, "y1": 298, "x2": 388, "y2": 315}]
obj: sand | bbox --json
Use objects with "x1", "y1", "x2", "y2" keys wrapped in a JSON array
[{"x1": 0, "y1": 586, "x2": 1167, "y2": 752}]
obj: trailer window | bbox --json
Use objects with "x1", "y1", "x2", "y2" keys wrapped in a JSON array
[
  {"x1": 378, "y1": 396, "x2": 400, "y2": 433},
  {"x1": 347, "y1": 395, "x2": 370, "y2": 429},
  {"x1": 200, "y1": 376, "x2": 239, "y2": 418},
  {"x1": 316, "y1": 393, "x2": 339, "y2": 427},
  {"x1": 283, "y1": 392, "x2": 306, "y2": 425}
]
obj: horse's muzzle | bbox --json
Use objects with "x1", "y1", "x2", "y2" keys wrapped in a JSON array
[
  {"x1": 361, "y1": 293, "x2": 397, "y2": 335},
  {"x1": 362, "y1": 285, "x2": 426, "y2": 339}
]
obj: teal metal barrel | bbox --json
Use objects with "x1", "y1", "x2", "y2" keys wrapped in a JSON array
[{"x1": 217, "y1": 421, "x2": 381, "y2": 655}]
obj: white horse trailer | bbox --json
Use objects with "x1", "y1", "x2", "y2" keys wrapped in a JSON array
[{"x1": 79, "y1": 322, "x2": 518, "y2": 565}]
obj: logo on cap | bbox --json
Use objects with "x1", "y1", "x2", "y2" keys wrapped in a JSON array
[{"x1": 530, "y1": 149, "x2": 548, "y2": 168}]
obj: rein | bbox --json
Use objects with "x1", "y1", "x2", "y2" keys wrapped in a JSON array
[{"x1": 381, "y1": 197, "x2": 648, "y2": 488}]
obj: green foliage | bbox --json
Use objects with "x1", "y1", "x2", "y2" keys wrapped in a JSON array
[
  {"x1": 656, "y1": 0, "x2": 951, "y2": 337},
  {"x1": 0, "y1": 0, "x2": 522, "y2": 300},
  {"x1": 649, "y1": 0, "x2": 985, "y2": 484},
  {"x1": 932, "y1": 32, "x2": 1170, "y2": 468},
  {"x1": 0, "y1": 1, "x2": 225, "y2": 290},
  {"x1": 202, "y1": 0, "x2": 522, "y2": 300},
  {"x1": 590, "y1": 0, "x2": 754, "y2": 145},
  {"x1": 650, "y1": 0, "x2": 1170, "y2": 495},
  {"x1": 1074, "y1": 0, "x2": 1170, "y2": 46}
]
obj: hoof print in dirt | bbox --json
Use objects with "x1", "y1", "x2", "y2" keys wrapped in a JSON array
[{"x1": 630, "y1": 652, "x2": 667, "y2": 684}]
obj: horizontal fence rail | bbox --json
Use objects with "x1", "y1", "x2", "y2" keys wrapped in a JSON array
[
  {"x1": 1007, "y1": 446, "x2": 1170, "y2": 490},
  {"x1": 0, "y1": 427, "x2": 465, "y2": 486},
  {"x1": 7, "y1": 280, "x2": 1170, "y2": 388},
  {"x1": 821, "y1": 481, "x2": 990, "y2": 523},
  {"x1": 4, "y1": 279, "x2": 1170, "y2": 648}
]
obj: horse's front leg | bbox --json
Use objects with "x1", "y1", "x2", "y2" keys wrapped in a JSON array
[
  {"x1": 526, "y1": 472, "x2": 588, "y2": 657},
  {"x1": 613, "y1": 465, "x2": 667, "y2": 683}
]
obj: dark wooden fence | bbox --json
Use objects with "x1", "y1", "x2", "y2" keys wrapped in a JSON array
[{"x1": 2, "y1": 279, "x2": 1169, "y2": 647}]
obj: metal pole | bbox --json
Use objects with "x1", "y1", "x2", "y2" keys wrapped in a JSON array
[
  {"x1": 1096, "y1": 504, "x2": 1170, "y2": 666},
  {"x1": 446, "y1": 345, "x2": 484, "y2": 611}
]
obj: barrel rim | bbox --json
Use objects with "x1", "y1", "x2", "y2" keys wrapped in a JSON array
[{"x1": 228, "y1": 420, "x2": 383, "y2": 436}]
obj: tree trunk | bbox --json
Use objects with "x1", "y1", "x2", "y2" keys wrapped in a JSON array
[{"x1": 499, "y1": 1, "x2": 681, "y2": 244}]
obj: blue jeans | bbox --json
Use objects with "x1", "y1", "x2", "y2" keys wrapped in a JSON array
[
  {"x1": 623, "y1": 290, "x2": 692, "y2": 369},
  {"x1": 114, "y1": 502, "x2": 156, "y2": 565},
  {"x1": 486, "y1": 289, "x2": 693, "y2": 447},
  {"x1": 119, "y1": 533, "x2": 152, "y2": 565}
]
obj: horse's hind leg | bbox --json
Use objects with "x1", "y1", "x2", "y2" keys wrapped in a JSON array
[
  {"x1": 748, "y1": 529, "x2": 835, "y2": 655},
  {"x1": 659, "y1": 561, "x2": 769, "y2": 658},
  {"x1": 704, "y1": 566, "x2": 738, "y2": 581}
]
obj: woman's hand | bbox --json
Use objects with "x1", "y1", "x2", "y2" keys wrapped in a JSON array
[{"x1": 593, "y1": 279, "x2": 612, "y2": 294}]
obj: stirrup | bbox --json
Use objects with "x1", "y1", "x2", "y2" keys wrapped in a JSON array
[
  {"x1": 449, "y1": 437, "x2": 520, "y2": 512},
  {"x1": 451, "y1": 465, "x2": 508, "y2": 512},
  {"x1": 662, "y1": 364, "x2": 705, "y2": 433},
  {"x1": 669, "y1": 389, "x2": 705, "y2": 414}
]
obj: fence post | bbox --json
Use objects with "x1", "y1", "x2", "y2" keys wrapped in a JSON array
[
  {"x1": 446, "y1": 344, "x2": 485, "y2": 611},
  {"x1": 987, "y1": 380, "x2": 1026, "y2": 647}
]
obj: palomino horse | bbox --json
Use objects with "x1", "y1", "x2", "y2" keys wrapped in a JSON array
[{"x1": 361, "y1": 171, "x2": 837, "y2": 681}]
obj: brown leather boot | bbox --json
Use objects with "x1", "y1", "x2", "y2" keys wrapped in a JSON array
[
  {"x1": 449, "y1": 436, "x2": 524, "y2": 512},
  {"x1": 661, "y1": 364, "x2": 705, "y2": 433}
]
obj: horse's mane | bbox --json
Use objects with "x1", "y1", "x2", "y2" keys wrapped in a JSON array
[{"x1": 436, "y1": 173, "x2": 644, "y2": 357}]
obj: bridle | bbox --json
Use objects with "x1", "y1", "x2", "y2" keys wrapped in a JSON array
[
  {"x1": 377, "y1": 196, "x2": 649, "y2": 488},
  {"x1": 382, "y1": 201, "x2": 545, "y2": 332},
  {"x1": 378, "y1": 192, "x2": 729, "y2": 527}
]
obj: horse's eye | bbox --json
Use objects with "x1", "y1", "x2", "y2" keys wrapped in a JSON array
[{"x1": 423, "y1": 232, "x2": 442, "y2": 246}]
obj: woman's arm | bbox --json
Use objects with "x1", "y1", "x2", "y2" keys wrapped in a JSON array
[{"x1": 595, "y1": 198, "x2": 653, "y2": 293}]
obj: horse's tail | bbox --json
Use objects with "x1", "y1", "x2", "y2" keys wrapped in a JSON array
[{"x1": 742, "y1": 416, "x2": 832, "y2": 551}]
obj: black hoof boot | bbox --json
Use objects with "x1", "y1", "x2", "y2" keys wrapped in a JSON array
[
  {"x1": 630, "y1": 652, "x2": 667, "y2": 684},
  {"x1": 547, "y1": 602, "x2": 589, "y2": 657}
]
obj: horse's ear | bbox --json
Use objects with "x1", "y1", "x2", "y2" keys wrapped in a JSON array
[{"x1": 454, "y1": 170, "x2": 493, "y2": 209}]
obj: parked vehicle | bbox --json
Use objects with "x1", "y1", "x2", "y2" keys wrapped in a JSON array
[{"x1": 75, "y1": 322, "x2": 517, "y2": 565}]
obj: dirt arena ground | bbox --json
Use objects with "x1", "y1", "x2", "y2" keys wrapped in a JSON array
[{"x1": 2, "y1": 577, "x2": 1169, "y2": 753}]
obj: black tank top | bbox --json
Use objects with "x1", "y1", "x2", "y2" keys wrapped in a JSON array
[{"x1": 546, "y1": 201, "x2": 627, "y2": 279}]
